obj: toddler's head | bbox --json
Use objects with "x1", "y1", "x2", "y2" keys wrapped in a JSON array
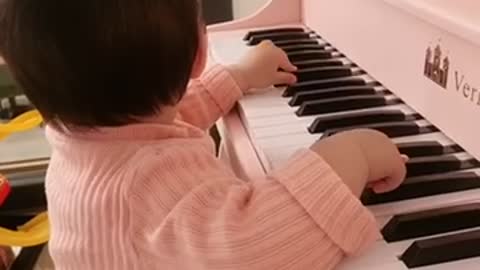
[{"x1": 0, "y1": 0, "x2": 207, "y2": 129}]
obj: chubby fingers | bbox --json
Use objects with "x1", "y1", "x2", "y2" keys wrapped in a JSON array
[
  {"x1": 257, "y1": 40, "x2": 298, "y2": 86},
  {"x1": 277, "y1": 48, "x2": 297, "y2": 73},
  {"x1": 274, "y1": 70, "x2": 297, "y2": 85},
  {"x1": 369, "y1": 154, "x2": 409, "y2": 193},
  {"x1": 275, "y1": 50, "x2": 297, "y2": 85},
  {"x1": 369, "y1": 171, "x2": 404, "y2": 193}
]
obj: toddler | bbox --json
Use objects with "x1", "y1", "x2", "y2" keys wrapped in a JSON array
[{"x1": 0, "y1": 0, "x2": 406, "y2": 269}]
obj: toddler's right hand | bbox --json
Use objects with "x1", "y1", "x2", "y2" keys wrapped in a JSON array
[
  {"x1": 310, "y1": 129, "x2": 407, "y2": 197},
  {"x1": 227, "y1": 40, "x2": 297, "y2": 92}
]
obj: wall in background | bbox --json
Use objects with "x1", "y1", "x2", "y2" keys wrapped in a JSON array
[
  {"x1": 233, "y1": 0, "x2": 268, "y2": 19},
  {"x1": 202, "y1": 0, "x2": 233, "y2": 24},
  {"x1": 202, "y1": 0, "x2": 270, "y2": 24}
]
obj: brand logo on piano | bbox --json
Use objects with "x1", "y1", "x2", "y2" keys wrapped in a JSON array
[
  {"x1": 424, "y1": 41, "x2": 480, "y2": 106},
  {"x1": 424, "y1": 44, "x2": 449, "y2": 89}
]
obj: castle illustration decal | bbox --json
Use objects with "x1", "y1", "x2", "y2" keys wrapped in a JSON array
[{"x1": 424, "y1": 43, "x2": 449, "y2": 88}]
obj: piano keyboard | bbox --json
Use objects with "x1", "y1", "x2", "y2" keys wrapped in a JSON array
[{"x1": 210, "y1": 25, "x2": 480, "y2": 269}]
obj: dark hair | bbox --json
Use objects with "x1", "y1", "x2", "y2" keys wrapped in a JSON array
[{"x1": 0, "y1": 0, "x2": 202, "y2": 128}]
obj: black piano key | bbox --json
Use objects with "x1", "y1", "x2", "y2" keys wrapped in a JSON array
[
  {"x1": 361, "y1": 172, "x2": 480, "y2": 205},
  {"x1": 294, "y1": 66, "x2": 361, "y2": 83},
  {"x1": 274, "y1": 39, "x2": 319, "y2": 47},
  {"x1": 243, "y1": 27, "x2": 306, "y2": 41},
  {"x1": 308, "y1": 110, "x2": 421, "y2": 133},
  {"x1": 406, "y1": 155, "x2": 480, "y2": 178},
  {"x1": 248, "y1": 32, "x2": 312, "y2": 45},
  {"x1": 283, "y1": 77, "x2": 372, "y2": 97},
  {"x1": 296, "y1": 94, "x2": 402, "y2": 116},
  {"x1": 321, "y1": 121, "x2": 438, "y2": 139},
  {"x1": 288, "y1": 50, "x2": 337, "y2": 62},
  {"x1": 382, "y1": 203, "x2": 480, "y2": 242},
  {"x1": 275, "y1": 65, "x2": 358, "y2": 88},
  {"x1": 289, "y1": 86, "x2": 387, "y2": 106},
  {"x1": 282, "y1": 44, "x2": 327, "y2": 53},
  {"x1": 292, "y1": 59, "x2": 346, "y2": 70},
  {"x1": 400, "y1": 229, "x2": 480, "y2": 268},
  {"x1": 397, "y1": 141, "x2": 464, "y2": 158}
]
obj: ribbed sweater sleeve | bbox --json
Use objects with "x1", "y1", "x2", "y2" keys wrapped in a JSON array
[
  {"x1": 177, "y1": 64, "x2": 243, "y2": 130},
  {"x1": 128, "y1": 147, "x2": 379, "y2": 270}
]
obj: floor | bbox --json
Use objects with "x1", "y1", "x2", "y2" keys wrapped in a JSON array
[
  {"x1": 34, "y1": 246, "x2": 54, "y2": 270},
  {"x1": 6, "y1": 246, "x2": 55, "y2": 270}
]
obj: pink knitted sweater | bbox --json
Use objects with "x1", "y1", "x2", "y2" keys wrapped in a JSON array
[{"x1": 44, "y1": 64, "x2": 379, "y2": 270}]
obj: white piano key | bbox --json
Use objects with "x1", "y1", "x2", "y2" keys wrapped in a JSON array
[
  {"x1": 246, "y1": 87, "x2": 395, "y2": 126},
  {"x1": 377, "y1": 198, "x2": 480, "y2": 239},
  {"x1": 239, "y1": 75, "x2": 380, "y2": 117},
  {"x1": 244, "y1": 95, "x2": 407, "y2": 119},
  {"x1": 259, "y1": 130, "x2": 465, "y2": 176},
  {"x1": 417, "y1": 257, "x2": 480, "y2": 270},
  {"x1": 422, "y1": 152, "x2": 473, "y2": 160},
  {"x1": 392, "y1": 132, "x2": 456, "y2": 145},
  {"x1": 242, "y1": 100, "x2": 413, "y2": 139},
  {"x1": 252, "y1": 119, "x2": 433, "y2": 139},
  {"x1": 239, "y1": 100, "x2": 296, "y2": 119},
  {"x1": 336, "y1": 241, "x2": 406, "y2": 270},
  {"x1": 254, "y1": 131, "x2": 317, "y2": 149},
  {"x1": 337, "y1": 243, "x2": 480, "y2": 270},
  {"x1": 293, "y1": 57, "x2": 353, "y2": 66},
  {"x1": 252, "y1": 117, "x2": 443, "y2": 150},
  {"x1": 388, "y1": 226, "x2": 480, "y2": 257},
  {"x1": 251, "y1": 121, "x2": 311, "y2": 138},
  {"x1": 337, "y1": 211, "x2": 480, "y2": 270},
  {"x1": 336, "y1": 230, "x2": 480, "y2": 270},
  {"x1": 276, "y1": 131, "x2": 443, "y2": 152},
  {"x1": 258, "y1": 132, "x2": 448, "y2": 171},
  {"x1": 248, "y1": 114, "x2": 317, "y2": 129},
  {"x1": 368, "y1": 168, "x2": 480, "y2": 217},
  {"x1": 376, "y1": 215, "x2": 393, "y2": 229},
  {"x1": 240, "y1": 79, "x2": 384, "y2": 111},
  {"x1": 239, "y1": 91, "x2": 284, "y2": 107},
  {"x1": 246, "y1": 103, "x2": 416, "y2": 131}
]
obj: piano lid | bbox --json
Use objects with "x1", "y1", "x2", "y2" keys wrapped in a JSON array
[{"x1": 383, "y1": 0, "x2": 480, "y2": 47}]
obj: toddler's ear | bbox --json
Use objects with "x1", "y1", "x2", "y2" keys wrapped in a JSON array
[{"x1": 191, "y1": 30, "x2": 208, "y2": 79}]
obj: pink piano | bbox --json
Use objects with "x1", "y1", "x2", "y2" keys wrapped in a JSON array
[{"x1": 207, "y1": 0, "x2": 480, "y2": 269}]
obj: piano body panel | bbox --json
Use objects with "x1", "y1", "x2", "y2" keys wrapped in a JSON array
[
  {"x1": 206, "y1": 0, "x2": 301, "y2": 32},
  {"x1": 303, "y1": 0, "x2": 480, "y2": 162},
  {"x1": 216, "y1": 109, "x2": 266, "y2": 181},
  {"x1": 205, "y1": 32, "x2": 272, "y2": 181},
  {"x1": 383, "y1": 0, "x2": 480, "y2": 46}
]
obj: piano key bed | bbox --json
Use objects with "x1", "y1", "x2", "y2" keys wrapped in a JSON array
[{"x1": 209, "y1": 26, "x2": 480, "y2": 269}]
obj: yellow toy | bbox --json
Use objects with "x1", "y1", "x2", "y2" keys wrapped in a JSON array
[
  {"x1": 0, "y1": 109, "x2": 43, "y2": 140},
  {"x1": 0, "y1": 212, "x2": 49, "y2": 247},
  {"x1": 0, "y1": 109, "x2": 49, "y2": 247}
]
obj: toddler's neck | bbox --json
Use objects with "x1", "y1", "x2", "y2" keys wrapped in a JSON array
[{"x1": 140, "y1": 105, "x2": 177, "y2": 125}]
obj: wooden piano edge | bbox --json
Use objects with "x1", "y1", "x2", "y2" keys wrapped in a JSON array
[{"x1": 217, "y1": 104, "x2": 267, "y2": 182}]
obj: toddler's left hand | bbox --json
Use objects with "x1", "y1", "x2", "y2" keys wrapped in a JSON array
[{"x1": 228, "y1": 40, "x2": 297, "y2": 92}]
